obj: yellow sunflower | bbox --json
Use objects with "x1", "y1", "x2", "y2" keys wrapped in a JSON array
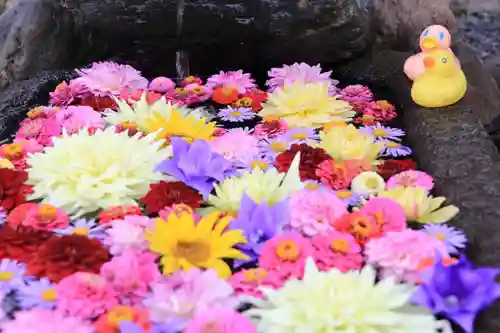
[{"x1": 146, "y1": 211, "x2": 248, "y2": 278}]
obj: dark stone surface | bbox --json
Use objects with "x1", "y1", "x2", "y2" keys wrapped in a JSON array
[
  {"x1": 0, "y1": 0, "x2": 76, "y2": 90},
  {"x1": 0, "y1": 69, "x2": 75, "y2": 142},
  {"x1": 334, "y1": 49, "x2": 500, "y2": 333}
]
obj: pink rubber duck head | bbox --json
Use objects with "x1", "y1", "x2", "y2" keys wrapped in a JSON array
[{"x1": 419, "y1": 25, "x2": 452, "y2": 52}]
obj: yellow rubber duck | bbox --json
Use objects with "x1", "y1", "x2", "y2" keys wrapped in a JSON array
[{"x1": 411, "y1": 49, "x2": 467, "y2": 108}]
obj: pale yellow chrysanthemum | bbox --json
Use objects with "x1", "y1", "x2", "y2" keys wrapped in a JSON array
[
  {"x1": 378, "y1": 186, "x2": 459, "y2": 224},
  {"x1": 203, "y1": 153, "x2": 303, "y2": 214},
  {"x1": 318, "y1": 124, "x2": 382, "y2": 163},
  {"x1": 104, "y1": 92, "x2": 212, "y2": 132},
  {"x1": 245, "y1": 258, "x2": 452, "y2": 333},
  {"x1": 26, "y1": 127, "x2": 171, "y2": 216},
  {"x1": 258, "y1": 82, "x2": 355, "y2": 128}
]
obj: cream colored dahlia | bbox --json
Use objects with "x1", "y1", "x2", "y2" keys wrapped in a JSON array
[{"x1": 26, "y1": 127, "x2": 171, "y2": 216}]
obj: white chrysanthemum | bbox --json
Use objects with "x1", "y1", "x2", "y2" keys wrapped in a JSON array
[
  {"x1": 103, "y1": 93, "x2": 212, "y2": 131},
  {"x1": 26, "y1": 127, "x2": 171, "y2": 216},
  {"x1": 351, "y1": 171, "x2": 386, "y2": 196},
  {"x1": 203, "y1": 153, "x2": 303, "y2": 214},
  {"x1": 245, "y1": 258, "x2": 452, "y2": 333}
]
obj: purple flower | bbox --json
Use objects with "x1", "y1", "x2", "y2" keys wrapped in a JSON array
[
  {"x1": 156, "y1": 138, "x2": 235, "y2": 198},
  {"x1": 334, "y1": 190, "x2": 363, "y2": 207},
  {"x1": 230, "y1": 194, "x2": 288, "y2": 267},
  {"x1": 16, "y1": 278, "x2": 56, "y2": 309},
  {"x1": 0, "y1": 259, "x2": 28, "y2": 292},
  {"x1": 0, "y1": 207, "x2": 6, "y2": 226},
  {"x1": 54, "y1": 218, "x2": 107, "y2": 240},
  {"x1": 266, "y1": 63, "x2": 335, "y2": 92},
  {"x1": 378, "y1": 140, "x2": 412, "y2": 157},
  {"x1": 258, "y1": 136, "x2": 293, "y2": 160},
  {"x1": 412, "y1": 255, "x2": 500, "y2": 333},
  {"x1": 280, "y1": 128, "x2": 319, "y2": 144},
  {"x1": 422, "y1": 224, "x2": 467, "y2": 254},
  {"x1": 359, "y1": 123, "x2": 405, "y2": 142},
  {"x1": 120, "y1": 321, "x2": 180, "y2": 333},
  {"x1": 206, "y1": 70, "x2": 256, "y2": 94},
  {"x1": 218, "y1": 107, "x2": 256, "y2": 122}
]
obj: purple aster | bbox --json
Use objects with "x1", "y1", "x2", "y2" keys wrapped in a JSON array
[
  {"x1": 230, "y1": 194, "x2": 288, "y2": 267},
  {"x1": 206, "y1": 70, "x2": 256, "y2": 94},
  {"x1": 0, "y1": 259, "x2": 28, "y2": 292},
  {"x1": 340, "y1": 84, "x2": 374, "y2": 102},
  {"x1": 258, "y1": 136, "x2": 293, "y2": 160},
  {"x1": 378, "y1": 140, "x2": 412, "y2": 157},
  {"x1": 240, "y1": 155, "x2": 274, "y2": 172},
  {"x1": 218, "y1": 106, "x2": 256, "y2": 122},
  {"x1": 16, "y1": 278, "x2": 56, "y2": 310},
  {"x1": 280, "y1": 127, "x2": 319, "y2": 144},
  {"x1": 0, "y1": 207, "x2": 6, "y2": 225},
  {"x1": 156, "y1": 138, "x2": 236, "y2": 198},
  {"x1": 359, "y1": 123, "x2": 405, "y2": 141},
  {"x1": 120, "y1": 321, "x2": 180, "y2": 333},
  {"x1": 412, "y1": 255, "x2": 500, "y2": 333},
  {"x1": 54, "y1": 218, "x2": 107, "y2": 240},
  {"x1": 73, "y1": 61, "x2": 149, "y2": 97},
  {"x1": 266, "y1": 63, "x2": 334, "y2": 92},
  {"x1": 422, "y1": 224, "x2": 467, "y2": 254},
  {"x1": 334, "y1": 190, "x2": 363, "y2": 207}
]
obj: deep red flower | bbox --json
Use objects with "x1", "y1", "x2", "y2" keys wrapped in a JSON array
[
  {"x1": 98, "y1": 205, "x2": 143, "y2": 225},
  {"x1": 316, "y1": 159, "x2": 372, "y2": 190},
  {"x1": 275, "y1": 144, "x2": 332, "y2": 181},
  {"x1": 212, "y1": 87, "x2": 239, "y2": 104},
  {"x1": 79, "y1": 95, "x2": 116, "y2": 111},
  {"x1": 377, "y1": 159, "x2": 417, "y2": 181},
  {"x1": 27, "y1": 235, "x2": 110, "y2": 282},
  {"x1": 0, "y1": 225, "x2": 55, "y2": 263},
  {"x1": 6, "y1": 203, "x2": 38, "y2": 228},
  {"x1": 236, "y1": 89, "x2": 268, "y2": 111},
  {"x1": 140, "y1": 181, "x2": 203, "y2": 215},
  {"x1": 0, "y1": 168, "x2": 29, "y2": 212}
]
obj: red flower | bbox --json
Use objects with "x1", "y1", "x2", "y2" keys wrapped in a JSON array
[
  {"x1": 212, "y1": 87, "x2": 239, "y2": 104},
  {"x1": 27, "y1": 235, "x2": 110, "y2": 282},
  {"x1": 362, "y1": 100, "x2": 397, "y2": 122},
  {"x1": 98, "y1": 205, "x2": 143, "y2": 225},
  {"x1": 275, "y1": 144, "x2": 332, "y2": 181},
  {"x1": 0, "y1": 168, "x2": 28, "y2": 211},
  {"x1": 140, "y1": 181, "x2": 203, "y2": 214},
  {"x1": 181, "y1": 76, "x2": 203, "y2": 86},
  {"x1": 377, "y1": 159, "x2": 417, "y2": 180},
  {"x1": 316, "y1": 159, "x2": 371, "y2": 190},
  {"x1": 80, "y1": 96, "x2": 116, "y2": 111},
  {"x1": 124, "y1": 90, "x2": 163, "y2": 104},
  {"x1": 0, "y1": 225, "x2": 55, "y2": 262},
  {"x1": 333, "y1": 211, "x2": 381, "y2": 247},
  {"x1": 6, "y1": 203, "x2": 38, "y2": 228},
  {"x1": 253, "y1": 119, "x2": 288, "y2": 138},
  {"x1": 236, "y1": 89, "x2": 268, "y2": 111}
]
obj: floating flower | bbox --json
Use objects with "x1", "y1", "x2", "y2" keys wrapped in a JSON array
[
  {"x1": 340, "y1": 84, "x2": 374, "y2": 102},
  {"x1": 0, "y1": 259, "x2": 27, "y2": 292},
  {"x1": 315, "y1": 158, "x2": 371, "y2": 190},
  {"x1": 212, "y1": 87, "x2": 239, "y2": 104},
  {"x1": 311, "y1": 230, "x2": 363, "y2": 272},
  {"x1": 56, "y1": 272, "x2": 119, "y2": 319},
  {"x1": 0, "y1": 168, "x2": 28, "y2": 211},
  {"x1": 104, "y1": 218, "x2": 150, "y2": 255},
  {"x1": 0, "y1": 208, "x2": 6, "y2": 225},
  {"x1": 73, "y1": 61, "x2": 148, "y2": 97},
  {"x1": 184, "y1": 83, "x2": 212, "y2": 103},
  {"x1": 288, "y1": 189, "x2": 347, "y2": 236},
  {"x1": 386, "y1": 170, "x2": 434, "y2": 191},
  {"x1": 16, "y1": 117, "x2": 62, "y2": 147},
  {"x1": 218, "y1": 107, "x2": 256, "y2": 122},
  {"x1": 378, "y1": 187, "x2": 459, "y2": 223},
  {"x1": 281, "y1": 127, "x2": 318, "y2": 143},
  {"x1": 363, "y1": 100, "x2": 398, "y2": 121},
  {"x1": 146, "y1": 211, "x2": 248, "y2": 278},
  {"x1": 100, "y1": 249, "x2": 161, "y2": 305},
  {"x1": 0, "y1": 225, "x2": 54, "y2": 262},
  {"x1": 49, "y1": 81, "x2": 80, "y2": 106},
  {"x1": 236, "y1": 89, "x2": 268, "y2": 111},
  {"x1": 16, "y1": 278, "x2": 56, "y2": 310},
  {"x1": 350, "y1": 171, "x2": 386, "y2": 196},
  {"x1": 253, "y1": 119, "x2": 288, "y2": 138},
  {"x1": 258, "y1": 233, "x2": 314, "y2": 279},
  {"x1": 364, "y1": 229, "x2": 448, "y2": 283},
  {"x1": 206, "y1": 70, "x2": 256, "y2": 94},
  {"x1": 1, "y1": 309, "x2": 95, "y2": 333},
  {"x1": 377, "y1": 159, "x2": 417, "y2": 180},
  {"x1": 206, "y1": 152, "x2": 303, "y2": 214},
  {"x1": 229, "y1": 268, "x2": 283, "y2": 298},
  {"x1": 98, "y1": 206, "x2": 144, "y2": 225},
  {"x1": 143, "y1": 269, "x2": 238, "y2": 327},
  {"x1": 258, "y1": 135, "x2": 293, "y2": 160},
  {"x1": 149, "y1": 77, "x2": 175, "y2": 92},
  {"x1": 422, "y1": 224, "x2": 467, "y2": 254},
  {"x1": 275, "y1": 144, "x2": 332, "y2": 181},
  {"x1": 184, "y1": 308, "x2": 256, "y2": 333},
  {"x1": 27, "y1": 235, "x2": 110, "y2": 282},
  {"x1": 140, "y1": 181, "x2": 203, "y2": 214},
  {"x1": 55, "y1": 105, "x2": 105, "y2": 134},
  {"x1": 26, "y1": 128, "x2": 169, "y2": 216},
  {"x1": 182, "y1": 76, "x2": 203, "y2": 86},
  {"x1": 210, "y1": 128, "x2": 260, "y2": 167},
  {"x1": 245, "y1": 258, "x2": 448, "y2": 333},
  {"x1": 379, "y1": 140, "x2": 412, "y2": 157},
  {"x1": 21, "y1": 204, "x2": 69, "y2": 231},
  {"x1": 54, "y1": 218, "x2": 107, "y2": 239},
  {"x1": 266, "y1": 63, "x2": 333, "y2": 92},
  {"x1": 94, "y1": 306, "x2": 151, "y2": 333},
  {"x1": 230, "y1": 194, "x2": 288, "y2": 266},
  {"x1": 334, "y1": 190, "x2": 363, "y2": 206},
  {"x1": 333, "y1": 210, "x2": 381, "y2": 246},
  {"x1": 359, "y1": 123, "x2": 405, "y2": 141},
  {"x1": 156, "y1": 138, "x2": 234, "y2": 198},
  {"x1": 360, "y1": 197, "x2": 407, "y2": 233},
  {"x1": 259, "y1": 82, "x2": 355, "y2": 128}
]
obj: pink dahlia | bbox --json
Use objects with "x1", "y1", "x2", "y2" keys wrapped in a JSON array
[
  {"x1": 148, "y1": 76, "x2": 176, "y2": 92},
  {"x1": 266, "y1": 62, "x2": 334, "y2": 92},
  {"x1": 206, "y1": 70, "x2": 256, "y2": 94},
  {"x1": 73, "y1": 61, "x2": 149, "y2": 97},
  {"x1": 386, "y1": 170, "x2": 434, "y2": 191},
  {"x1": 210, "y1": 128, "x2": 260, "y2": 166},
  {"x1": 15, "y1": 117, "x2": 62, "y2": 147},
  {"x1": 1, "y1": 309, "x2": 94, "y2": 333},
  {"x1": 49, "y1": 80, "x2": 90, "y2": 107},
  {"x1": 103, "y1": 218, "x2": 150, "y2": 255},
  {"x1": 55, "y1": 105, "x2": 105, "y2": 134},
  {"x1": 13, "y1": 138, "x2": 43, "y2": 154},
  {"x1": 56, "y1": 272, "x2": 119, "y2": 319},
  {"x1": 288, "y1": 188, "x2": 347, "y2": 236},
  {"x1": 229, "y1": 268, "x2": 283, "y2": 298},
  {"x1": 100, "y1": 249, "x2": 161, "y2": 305},
  {"x1": 21, "y1": 204, "x2": 69, "y2": 231},
  {"x1": 360, "y1": 197, "x2": 406, "y2": 233},
  {"x1": 362, "y1": 100, "x2": 397, "y2": 121},
  {"x1": 258, "y1": 233, "x2": 314, "y2": 279},
  {"x1": 311, "y1": 230, "x2": 363, "y2": 272},
  {"x1": 364, "y1": 229, "x2": 448, "y2": 283},
  {"x1": 340, "y1": 84, "x2": 374, "y2": 102},
  {"x1": 184, "y1": 308, "x2": 256, "y2": 333}
]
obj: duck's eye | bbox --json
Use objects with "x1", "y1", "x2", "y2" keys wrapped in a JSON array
[
  {"x1": 441, "y1": 58, "x2": 447, "y2": 63},
  {"x1": 423, "y1": 30, "x2": 429, "y2": 36},
  {"x1": 439, "y1": 32, "x2": 445, "y2": 40}
]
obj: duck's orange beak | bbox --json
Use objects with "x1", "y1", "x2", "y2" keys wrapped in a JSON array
[
  {"x1": 423, "y1": 56, "x2": 435, "y2": 68},
  {"x1": 421, "y1": 36, "x2": 438, "y2": 51}
]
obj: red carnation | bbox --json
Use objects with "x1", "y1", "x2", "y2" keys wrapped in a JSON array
[
  {"x1": 140, "y1": 181, "x2": 203, "y2": 214},
  {"x1": 275, "y1": 144, "x2": 332, "y2": 181},
  {"x1": 0, "y1": 168, "x2": 29, "y2": 212},
  {"x1": 98, "y1": 205, "x2": 143, "y2": 225},
  {"x1": 377, "y1": 159, "x2": 417, "y2": 180},
  {"x1": 27, "y1": 235, "x2": 110, "y2": 282},
  {"x1": 0, "y1": 226, "x2": 55, "y2": 263}
]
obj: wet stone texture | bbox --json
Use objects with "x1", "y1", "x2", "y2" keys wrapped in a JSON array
[{"x1": 334, "y1": 48, "x2": 500, "y2": 333}]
